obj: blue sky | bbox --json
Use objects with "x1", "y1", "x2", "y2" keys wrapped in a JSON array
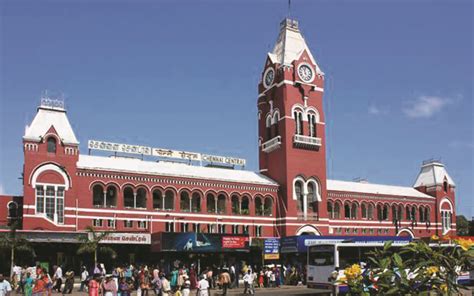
[{"x1": 1, "y1": 0, "x2": 472, "y2": 217}]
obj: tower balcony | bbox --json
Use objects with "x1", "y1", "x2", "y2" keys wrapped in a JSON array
[
  {"x1": 293, "y1": 134, "x2": 321, "y2": 149},
  {"x1": 262, "y1": 136, "x2": 281, "y2": 153}
]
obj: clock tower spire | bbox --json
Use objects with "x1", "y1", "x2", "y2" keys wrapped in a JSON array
[{"x1": 257, "y1": 18, "x2": 328, "y2": 236}]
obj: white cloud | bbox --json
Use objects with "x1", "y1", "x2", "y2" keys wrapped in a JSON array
[
  {"x1": 403, "y1": 95, "x2": 453, "y2": 118},
  {"x1": 368, "y1": 104, "x2": 388, "y2": 115}
]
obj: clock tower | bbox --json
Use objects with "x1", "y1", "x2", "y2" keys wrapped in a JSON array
[{"x1": 258, "y1": 19, "x2": 328, "y2": 236}]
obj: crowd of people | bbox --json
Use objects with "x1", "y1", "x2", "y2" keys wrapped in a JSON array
[{"x1": 2, "y1": 262, "x2": 306, "y2": 296}]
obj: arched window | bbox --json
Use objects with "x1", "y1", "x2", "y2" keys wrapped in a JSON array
[
  {"x1": 295, "y1": 181, "x2": 304, "y2": 212},
  {"x1": 231, "y1": 195, "x2": 240, "y2": 214},
  {"x1": 392, "y1": 205, "x2": 398, "y2": 221},
  {"x1": 308, "y1": 113, "x2": 317, "y2": 137},
  {"x1": 255, "y1": 196, "x2": 263, "y2": 216},
  {"x1": 123, "y1": 187, "x2": 134, "y2": 208},
  {"x1": 383, "y1": 204, "x2": 389, "y2": 221},
  {"x1": 92, "y1": 184, "x2": 104, "y2": 206},
  {"x1": 266, "y1": 115, "x2": 272, "y2": 140},
  {"x1": 367, "y1": 203, "x2": 374, "y2": 220},
  {"x1": 294, "y1": 111, "x2": 303, "y2": 135},
  {"x1": 105, "y1": 186, "x2": 117, "y2": 207},
  {"x1": 350, "y1": 203, "x2": 358, "y2": 219},
  {"x1": 191, "y1": 192, "x2": 201, "y2": 213},
  {"x1": 397, "y1": 205, "x2": 403, "y2": 220},
  {"x1": 7, "y1": 202, "x2": 18, "y2": 222},
  {"x1": 377, "y1": 204, "x2": 383, "y2": 221},
  {"x1": 327, "y1": 201, "x2": 334, "y2": 219},
  {"x1": 307, "y1": 182, "x2": 318, "y2": 214},
  {"x1": 217, "y1": 194, "x2": 226, "y2": 214},
  {"x1": 334, "y1": 202, "x2": 341, "y2": 219},
  {"x1": 164, "y1": 190, "x2": 174, "y2": 210},
  {"x1": 136, "y1": 188, "x2": 147, "y2": 208},
  {"x1": 241, "y1": 196, "x2": 250, "y2": 215},
  {"x1": 180, "y1": 191, "x2": 190, "y2": 212},
  {"x1": 207, "y1": 193, "x2": 216, "y2": 213},
  {"x1": 419, "y1": 206, "x2": 425, "y2": 222},
  {"x1": 361, "y1": 203, "x2": 367, "y2": 219},
  {"x1": 411, "y1": 206, "x2": 416, "y2": 222},
  {"x1": 153, "y1": 190, "x2": 163, "y2": 209},
  {"x1": 443, "y1": 180, "x2": 448, "y2": 192},
  {"x1": 344, "y1": 203, "x2": 351, "y2": 219},
  {"x1": 273, "y1": 112, "x2": 280, "y2": 137},
  {"x1": 425, "y1": 207, "x2": 430, "y2": 222},
  {"x1": 264, "y1": 197, "x2": 273, "y2": 216},
  {"x1": 47, "y1": 137, "x2": 57, "y2": 153}
]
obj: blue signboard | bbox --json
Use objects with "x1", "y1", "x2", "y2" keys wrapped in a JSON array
[
  {"x1": 264, "y1": 238, "x2": 280, "y2": 254},
  {"x1": 280, "y1": 235, "x2": 412, "y2": 253}
]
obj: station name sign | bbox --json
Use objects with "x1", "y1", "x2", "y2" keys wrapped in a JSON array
[{"x1": 88, "y1": 140, "x2": 246, "y2": 166}]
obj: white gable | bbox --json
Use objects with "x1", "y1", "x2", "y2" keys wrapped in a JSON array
[
  {"x1": 24, "y1": 107, "x2": 78, "y2": 145},
  {"x1": 77, "y1": 155, "x2": 278, "y2": 186},
  {"x1": 413, "y1": 162, "x2": 455, "y2": 188},
  {"x1": 327, "y1": 179, "x2": 433, "y2": 199},
  {"x1": 271, "y1": 18, "x2": 324, "y2": 75}
]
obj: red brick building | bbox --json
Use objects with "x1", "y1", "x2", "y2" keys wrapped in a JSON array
[{"x1": 1, "y1": 18, "x2": 456, "y2": 268}]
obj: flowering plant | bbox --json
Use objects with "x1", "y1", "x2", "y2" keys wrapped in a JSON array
[{"x1": 338, "y1": 237, "x2": 474, "y2": 295}]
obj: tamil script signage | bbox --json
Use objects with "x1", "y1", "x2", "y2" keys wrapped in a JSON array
[
  {"x1": 91, "y1": 233, "x2": 151, "y2": 245},
  {"x1": 264, "y1": 238, "x2": 280, "y2": 260},
  {"x1": 88, "y1": 140, "x2": 246, "y2": 166}
]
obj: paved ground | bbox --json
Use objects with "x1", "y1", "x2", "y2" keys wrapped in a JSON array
[{"x1": 11, "y1": 286, "x2": 331, "y2": 296}]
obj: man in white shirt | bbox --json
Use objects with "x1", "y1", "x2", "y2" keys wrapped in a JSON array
[
  {"x1": 197, "y1": 275, "x2": 209, "y2": 296},
  {"x1": 53, "y1": 265, "x2": 63, "y2": 292},
  {"x1": 243, "y1": 270, "x2": 254, "y2": 295},
  {"x1": 0, "y1": 274, "x2": 12, "y2": 296}
]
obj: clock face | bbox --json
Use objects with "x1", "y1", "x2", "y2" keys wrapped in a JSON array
[
  {"x1": 298, "y1": 64, "x2": 314, "y2": 83},
  {"x1": 264, "y1": 68, "x2": 274, "y2": 88}
]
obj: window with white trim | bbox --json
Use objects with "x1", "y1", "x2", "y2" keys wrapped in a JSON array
[
  {"x1": 138, "y1": 221, "x2": 147, "y2": 229},
  {"x1": 255, "y1": 226, "x2": 262, "y2": 237},
  {"x1": 181, "y1": 222, "x2": 188, "y2": 232},
  {"x1": 218, "y1": 224, "x2": 226, "y2": 234},
  {"x1": 242, "y1": 225, "x2": 249, "y2": 235},
  {"x1": 93, "y1": 219, "x2": 103, "y2": 227},
  {"x1": 124, "y1": 220, "x2": 133, "y2": 228},
  {"x1": 193, "y1": 223, "x2": 201, "y2": 233},
  {"x1": 107, "y1": 219, "x2": 116, "y2": 229},
  {"x1": 35, "y1": 184, "x2": 65, "y2": 224},
  {"x1": 165, "y1": 221, "x2": 174, "y2": 232},
  {"x1": 294, "y1": 111, "x2": 303, "y2": 135},
  {"x1": 308, "y1": 113, "x2": 317, "y2": 137},
  {"x1": 232, "y1": 225, "x2": 239, "y2": 234}
]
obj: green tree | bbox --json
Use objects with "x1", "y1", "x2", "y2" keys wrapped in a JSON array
[
  {"x1": 77, "y1": 226, "x2": 116, "y2": 265},
  {"x1": 456, "y1": 215, "x2": 470, "y2": 236},
  {"x1": 0, "y1": 221, "x2": 34, "y2": 277}
]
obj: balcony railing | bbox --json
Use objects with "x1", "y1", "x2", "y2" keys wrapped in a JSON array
[
  {"x1": 293, "y1": 134, "x2": 321, "y2": 149},
  {"x1": 262, "y1": 136, "x2": 281, "y2": 153}
]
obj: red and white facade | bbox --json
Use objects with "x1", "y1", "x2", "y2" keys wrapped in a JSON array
[{"x1": 3, "y1": 18, "x2": 456, "y2": 241}]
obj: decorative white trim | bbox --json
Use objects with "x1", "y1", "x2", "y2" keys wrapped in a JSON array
[
  {"x1": 439, "y1": 197, "x2": 453, "y2": 211},
  {"x1": 31, "y1": 163, "x2": 70, "y2": 189},
  {"x1": 397, "y1": 228, "x2": 415, "y2": 238},
  {"x1": 258, "y1": 80, "x2": 324, "y2": 97},
  {"x1": 296, "y1": 224, "x2": 321, "y2": 235}
]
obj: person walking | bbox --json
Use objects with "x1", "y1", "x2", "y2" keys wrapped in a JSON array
[
  {"x1": 160, "y1": 275, "x2": 171, "y2": 296},
  {"x1": 79, "y1": 266, "x2": 89, "y2": 292},
  {"x1": 181, "y1": 275, "x2": 190, "y2": 296},
  {"x1": 0, "y1": 274, "x2": 13, "y2": 296},
  {"x1": 52, "y1": 265, "x2": 63, "y2": 293},
  {"x1": 242, "y1": 270, "x2": 254, "y2": 295},
  {"x1": 101, "y1": 276, "x2": 117, "y2": 296},
  {"x1": 88, "y1": 275, "x2": 100, "y2": 296},
  {"x1": 218, "y1": 270, "x2": 231, "y2": 296},
  {"x1": 197, "y1": 275, "x2": 209, "y2": 296},
  {"x1": 63, "y1": 270, "x2": 75, "y2": 294}
]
